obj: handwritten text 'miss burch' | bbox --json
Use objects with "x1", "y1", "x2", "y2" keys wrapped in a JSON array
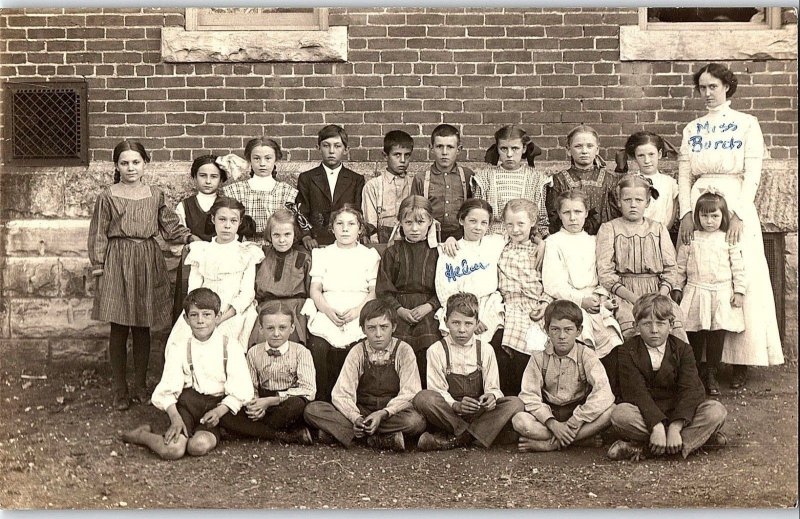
[
  {"x1": 688, "y1": 120, "x2": 743, "y2": 153},
  {"x1": 445, "y1": 259, "x2": 489, "y2": 283}
]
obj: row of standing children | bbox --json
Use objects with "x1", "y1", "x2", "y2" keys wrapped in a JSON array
[{"x1": 88, "y1": 121, "x2": 745, "y2": 412}]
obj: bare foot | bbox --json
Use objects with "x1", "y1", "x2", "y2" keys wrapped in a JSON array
[
  {"x1": 518, "y1": 437, "x2": 558, "y2": 452},
  {"x1": 121, "y1": 424, "x2": 152, "y2": 443}
]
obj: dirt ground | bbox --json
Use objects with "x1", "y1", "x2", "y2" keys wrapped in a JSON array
[{"x1": 0, "y1": 361, "x2": 796, "y2": 510}]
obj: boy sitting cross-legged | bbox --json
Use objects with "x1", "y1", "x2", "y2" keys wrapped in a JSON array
[
  {"x1": 413, "y1": 292, "x2": 524, "y2": 451},
  {"x1": 511, "y1": 299, "x2": 615, "y2": 452},
  {"x1": 221, "y1": 301, "x2": 316, "y2": 445},
  {"x1": 121, "y1": 288, "x2": 254, "y2": 459},
  {"x1": 608, "y1": 293, "x2": 728, "y2": 461},
  {"x1": 303, "y1": 299, "x2": 426, "y2": 451}
]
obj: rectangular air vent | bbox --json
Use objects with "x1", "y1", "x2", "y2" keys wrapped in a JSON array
[{"x1": 763, "y1": 231, "x2": 786, "y2": 340}]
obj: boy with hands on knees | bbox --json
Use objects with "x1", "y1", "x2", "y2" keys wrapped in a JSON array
[
  {"x1": 512, "y1": 300, "x2": 615, "y2": 452},
  {"x1": 608, "y1": 294, "x2": 728, "y2": 461},
  {"x1": 413, "y1": 292, "x2": 524, "y2": 451},
  {"x1": 121, "y1": 288, "x2": 254, "y2": 459},
  {"x1": 303, "y1": 299, "x2": 426, "y2": 452}
]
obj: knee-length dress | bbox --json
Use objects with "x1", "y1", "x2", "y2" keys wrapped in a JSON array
[
  {"x1": 88, "y1": 186, "x2": 192, "y2": 329},
  {"x1": 546, "y1": 162, "x2": 622, "y2": 235},
  {"x1": 472, "y1": 164, "x2": 550, "y2": 237},
  {"x1": 166, "y1": 238, "x2": 265, "y2": 355},
  {"x1": 376, "y1": 238, "x2": 442, "y2": 354},
  {"x1": 596, "y1": 217, "x2": 688, "y2": 342},
  {"x1": 542, "y1": 229, "x2": 623, "y2": 358},
  {"x1": 434, "y1": 234, "x2": 506, "y2": 344},
  {"x1": 677, "y1": 230, "x2": 746, "y2": 333},
  {"x1": 249, "y1": 245, "x2": 312, "y2": 346},
  {"x1": 222, "y1": 177, "x2": 298, "y2": 241},
  {"x1": 301, "y1": 243, "x2": 381, "y2": 348},
  {"x1": 498, "y1": 241, "x2": 551, "y2": 354},
  {"x1": 679, "y1": 101, "x2": 783, "y2": 365}
]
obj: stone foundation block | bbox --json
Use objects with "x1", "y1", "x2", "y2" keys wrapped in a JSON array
[
  {"x1": 4, "y1": 219, "x2": 91, "y2": 257},
  {"x1": 9, "y1": 298, "x2": 109, "y2": 339},
  {"x1": 1, "y1": 170, "x2": 65, "y2": 218},
  {"x1": 50, "y1": 338, "x2": 107, "y2": 364},
  {"x1": 0, "y1": 340, "x2": 49, "y2": 371},
  {"x1": 3, "y1": 257, "x2": 60, "y2": 297},
  {"x1": 59, "y1": 257, "x2": 95, "y2": 298}
]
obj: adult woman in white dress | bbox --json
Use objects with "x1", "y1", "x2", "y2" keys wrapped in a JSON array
[{"x1": 678, "y1": 63, "x2": 784, "y2": 388}]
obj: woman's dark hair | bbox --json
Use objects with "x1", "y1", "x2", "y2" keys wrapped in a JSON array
[
  {"x1": 624, "y1": 131, "x2": 665, "y2": 159},
  {"x1": 457, "y1": 198, "x2": 493, "y2": 223},
  {"x1": 112, "y1": 140, "x2": 150, "y2": 184},
  {"x1": 484, "y1": 125, "x2": 542, "y2": 167},
  {"x1": 244, "y1": 137, "x2": 283, "y2": 179},
  {"x1": 693, "y1": 63, "x2": 738, "y2": 99},
  {"x1": 190, "y1": 154, "x2": 228, "y2": 183}
]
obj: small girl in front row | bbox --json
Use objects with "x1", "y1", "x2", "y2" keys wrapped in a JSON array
[
  {"x1": 624, "y1": 131, "x2": 679, "y2": 231},
  {"x1": 435, "y1": 199, "x2": 505, "y2": 346},
  {"x1": 496, "y1": 198, "x2": 551, "y2": 396},
  {"x1": 473, "y1": 125, "x2": 550, "y2": 240},
  {"x1": 546, "y1": 125, "x2": 621, "y2": 236},
  {"x1": 596, "y1": 174, "x2": 689, "y2": 344},
  {"x1": 167, "y1": 197, "x2": 265, "y2": 355},
  {"x1": 301, "y1": 205, "x2": 381, "y2": 402},
  {"x1": 88, "y1": 140, "x2": 197, "y2": 410},
  {"x1": 543, "y1": 189, "x2": 623, "y2": 393},
  {"x1": 249, "y1": 208, "x2": 312, "y2": 347},
  {"x1": 674, "y1": 191, "x2": 746, "y2": 396},
  {"x1": 376, "y1": 195, "x2": 442, "y2": 381},
  {"x1": 172, "y1": 155, "x2": 227, "y2": 323}
]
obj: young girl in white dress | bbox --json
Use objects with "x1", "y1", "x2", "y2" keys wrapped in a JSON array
[
  {"x1": 675, "y1": 190, "x2": 746, "y2": 396},
  {"x1": 543, "y1": 189, "x2": 623, "y2": 393},
  {"x1": 301, "y1": 204, "x2": 381, "y2": 401},
  {"x1": 167, "y1": 197, "x2": 265, "y2": 355},
  {"x1": 435, "y1": 198, "x2": 505, "y2": 345}
]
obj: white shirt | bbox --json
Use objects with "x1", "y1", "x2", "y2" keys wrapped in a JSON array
[
  {"x1": 642, "y1": 171, "x2": 679, "y2": 228},
  {"x1": 248, "y1": 175, "x2": 277, "y2": 192},
  {"x1": 647, "y1": 342, "x2": 667, "y2": 371},
  {"x1": 425, "y1": 335, "x2": 504, "y2": 405},
  {"x1": 323, "y1": 164, "x2": 343, "y2": 199}
]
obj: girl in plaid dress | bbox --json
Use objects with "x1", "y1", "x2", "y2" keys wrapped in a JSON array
[
  {"x1": 88, "y1": 140, "x2": 197, "y2": 410},
  {"x1": 222, "y1": 137, "x2": 298, "y2": 244},
  {"x1": 376, "y1": 195, "x2": 443, "y2": 384},
  {"x1": 497, "y1": 199, "x2": 552, "y2": 396}
]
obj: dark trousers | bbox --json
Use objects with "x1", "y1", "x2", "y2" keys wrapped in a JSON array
[
  {"x1": 689, "y1": 330, "x2": 725, "y2": 370},
  {"x1": 601, "y1": 348, "x2": 620, "y2": 402},
  {"x1": 309, "y1": 334, "x2": 353, "y2": 402},
  {"x1": 304, "y1": 401, "x2": 426, "y2": 447},
  {"x1": 109, "y1": 322, "x2": 151, "y2": 394},
  {"x1": 412, "y1": 390, "x2": 524, "y2": 448},
  {"x1": 223, "y1": 394, "x2": 308, "y2": 440},
  {"x1": 415, "y1": 349, "x2": 428, "y2": 390},
  {"x1": 176, "y1": 388, "x2": 225, "y2": 442}
]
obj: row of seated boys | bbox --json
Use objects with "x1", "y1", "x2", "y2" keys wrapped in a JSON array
[{"x1": 122, "y1": 288, "x2": 727, "y2": 461}]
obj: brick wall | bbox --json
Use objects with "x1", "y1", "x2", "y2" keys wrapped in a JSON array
[
  {"x1": 0, "y1": 8, "x2": 797, "y2": 368},
  {"x1": 0, "y1": 7, "x2": 797, "y2": 162}
]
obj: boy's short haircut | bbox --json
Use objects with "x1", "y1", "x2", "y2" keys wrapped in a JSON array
[
  {"x1": 383, "y1": 130, "x2": 414, "y2": 154},
  {"x1": 359, "y1": 298, "x2": 397, "y2": 329},
  {"x1": 445, "y1": 292, "x2": 479, "y2": 320},
  {"x1": 317, "y1": 124, "x2": 348, "y2": 148},
  {"x1": 259, "y1": 301, "x2": 295, "y2": 324},
  {"x1": 633, "y1": 293, "x2": 675, "y2": 323},
  {"x1": 544, "y1": 299, "x2": 583, "y2": 329},
  {"x1": 430, "y1": 123, "x2": 461, "y2": 145},
  {"x1": 183, "y1": 287, "x2": 221, "y2": 315}
]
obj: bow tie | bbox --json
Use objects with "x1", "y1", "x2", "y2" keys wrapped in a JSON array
[{"x1": 267, "y1": 348, "x2": 282, "y2": 357}]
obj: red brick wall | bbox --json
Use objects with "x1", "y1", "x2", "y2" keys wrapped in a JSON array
[{"x1": 1, "y1": 7, "x2": 797, "y2": 164}]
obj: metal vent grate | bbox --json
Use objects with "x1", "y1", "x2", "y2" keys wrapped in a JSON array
[
  {"x1": 3, "y1": 81, "x2": 88, "y2": 166},
  {"x1": 762, "y1": 232, "x2": 786, "y2": 340}
]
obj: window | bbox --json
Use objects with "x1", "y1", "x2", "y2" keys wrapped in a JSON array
[
  {"x1": 3, "y1": 80, "x2": 88, "y2": 167},
  {"x1": 186, "y1": 8, "x2": 328, "y2": 32},
  {"x1": 620, "y1": 7, "x2": 797, "y2": 61}
]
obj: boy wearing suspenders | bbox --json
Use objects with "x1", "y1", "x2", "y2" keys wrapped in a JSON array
[
  {"x1": 512, "y1": 300, "x2": 615, "y2": 452},
  {"x1": 413, "y1": 292, "x2": 524, "y2": 451},
  {"x1": 122, "y1": 288, "x2": 253, "y2": 460},
  {"x1": 410, "y1": 124, "x2": 474, "y2": 242}
]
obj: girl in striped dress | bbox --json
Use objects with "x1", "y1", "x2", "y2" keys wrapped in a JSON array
[
  {"x1": 88, "y1": 140, "x2": 197, "y2": 411},
  {"x1": 497, "y1": 198, "x2": 552, "y2": 396},
  {"x1": 222, "y1": 137, "x2": 298, "y2": 244},
  {"x1": 167, "y1": 197, "x2": 265, "y2": 356}
]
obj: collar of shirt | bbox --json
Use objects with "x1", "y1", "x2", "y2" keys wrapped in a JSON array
[
  {"x1": 365, "y1": 341, "x2": 393, "y2": 362},
  {"x1": 195, "y1": 191, "x2": 217, "y2": 207},
  {"x1": 383, "y1": 169, "x2": 407, "y2": 181},
  {"x1": 322, "y1": 163, "x2": 343, "y2": 176},
  {"x1": 191, "y1": 329, "x2": 220, "y2": 347},
  {"x1": 543, "y1": 340, "x2": 580, "y2": 363},
  {"x1": 265, "y1": 341, "x2": 290, "y2": 356},
  {"x1": 249, "y1": 175, "x2": 276, "y2": 191},
  {"x1": 444, "y1": 334, "x2": 476, "y2": 350},
  {"x1": 431, "y1": 162, "x2": 457, "y2": 176}
]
